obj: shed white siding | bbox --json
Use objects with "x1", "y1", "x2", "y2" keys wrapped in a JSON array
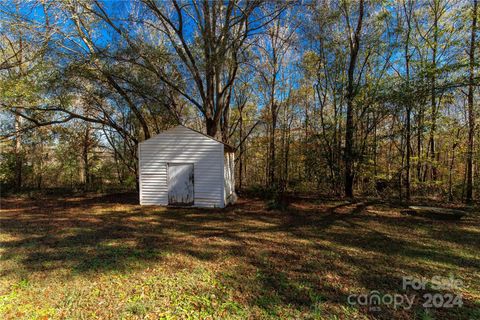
[{"x1": 139, "y1": 126, "x2": 225, "y2": 208}]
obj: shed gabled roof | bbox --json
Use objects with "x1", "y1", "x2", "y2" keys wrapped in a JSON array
[{"x1": 140, "y1": 125, "x2": 235, "y2": 153}]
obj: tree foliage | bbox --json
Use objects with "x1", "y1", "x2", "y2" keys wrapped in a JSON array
[{"x1": 0, "y1": 0, "x2": 478, "y2": 202}]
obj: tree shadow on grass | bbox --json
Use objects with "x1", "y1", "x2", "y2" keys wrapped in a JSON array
[
  {"x1": 0, "y1": 193, "x2": 479, "y2": 319},
  {"x1": 249, "y1": 197, "x2": 480, "y2": 319}
]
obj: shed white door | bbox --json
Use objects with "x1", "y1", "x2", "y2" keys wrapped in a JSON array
[{"x1": 168, "y1": 163, "x2": 194, "y2": 206}]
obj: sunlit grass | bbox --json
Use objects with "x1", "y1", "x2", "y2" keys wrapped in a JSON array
[{"x1": 0, "y1": 194, "x2": 478, "y2": 319}]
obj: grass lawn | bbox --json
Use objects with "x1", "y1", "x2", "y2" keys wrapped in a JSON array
[{"x1": 0, "y1": 193, "x2": 479, "y2": 319}]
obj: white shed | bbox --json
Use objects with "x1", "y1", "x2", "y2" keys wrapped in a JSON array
[{"x1": 138, "y1": 125, "x2": 237, "y2": 208}]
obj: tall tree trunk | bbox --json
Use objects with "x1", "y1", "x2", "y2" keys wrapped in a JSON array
[
  {"x1": 344, "y1": 0, "x2": 365, "y2": 198},
  {"x1": 269, "y1": 72, "x2": 278, "y2": 187},
  {"x1": 37, "y1": 141, "x2": 43, "y2": 190},
  {"x1": 417, "y1": 105, "x2": 424, "y2": 182},
  {"x1": 335, "y1": 96, "x2": 342, "y2": 195},
  {"x1": 373, "y1": 121, "x2": 378, "y2": 177},
  {"x1": 82, "y1": 126, "x2": 91, "y2": 191},
  {"x1": 221, "y1": 98, "x2": 231, "y2": 143},
  {"x1": 449, "y1": 132, "x2": 460, "y2": 202},
  {"x1": 135, "y1": 141, "x2": 140, "y2": 192},
  {"x1": 429, "y1": 1, "x2": 439, "y2": 181},
  {"x1": 206, "y1": 117, "x2": 219, "y2": 138},
  {"x1": 238, "y1": 105, "x2": 244, "y2": 190},
  {"x1": 283, "y1": 115, "x2": 291, "y2": 191},
  {"x1": 404, "y1": 0, "x2": 413, "y2": 200},
  {"x1": 345, "y1": 89, "x2": 355, "y2": 197},
  {"x1": 280, "y1": 112, "x2": 286, "y2": 185},
  {"x1": 406, "y1": 107, "x2": 411, "y2": 199},
  {"x1": 304, "y1": 100, "x2": 309, "y2": 182},
  {"x1": 14, "y1": 115, "x2": 22, "y2": 191},
  {"x1": 399, "y1": 129, "x2": 405, "y2": 200},
  {"x1": 113, "y1": 148, "x2": 124, "y2": 185},
  {"x1": 466, "y1": 0, "x2": 478, "y2": 203},
  {"x1": 14, "y1": 19, "x2": 24, "y2": 192},
  {"x1": 269, "y1": 114, "x2": 276, "y2": 186}
]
